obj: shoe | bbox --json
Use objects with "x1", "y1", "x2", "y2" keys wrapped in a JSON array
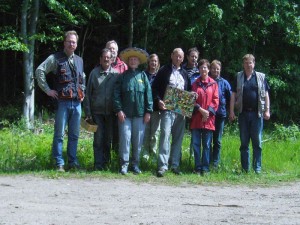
[
  {"x1": 242, "y1": 169, "x2": 250, "y2": 173},
  {"x1": 255, "y1": 170, "x2": 261, "y2": 174},
  {"x1": 171, "y1": 167, "x2": 182, "y2": 175},
  {"x1": 94, "y1": 166, "x2": 104, "y2": 171},
  {"x1": 120, "y1": 165, "x2": 128, "y2": 175},
  {"x1": 212, "y1": 164, "x2": 219, "y2": 171},
  {"x1": 56, "y1": 165, "x2": 65, "y2": 172},
  {"x1": 131, "y1": 167, "x2": 142, "y2": 175},
  {"x1": 157, "y1": 168, "x2": 166, "y2": 177},
  {"x1": 142, "y1": 154, "x2": 150, "y2": 161},
  {"x1": 194, "y1": 170, "x2": 201, "y2": 176},
  {"x1": 201, "y1": 170, "x2": 210, "y2": 176},
  {"x1": 67, "y1": 164, "x2": 84, "y2": 172}
]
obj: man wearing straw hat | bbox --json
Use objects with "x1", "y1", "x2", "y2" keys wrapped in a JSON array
[{"x1": 113, "y1": 47, "x2": 153, "y2": 175}]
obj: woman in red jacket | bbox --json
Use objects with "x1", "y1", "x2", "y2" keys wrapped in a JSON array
[{"x1": 190, "y1": 59, "x2": 219, "y2": 175}]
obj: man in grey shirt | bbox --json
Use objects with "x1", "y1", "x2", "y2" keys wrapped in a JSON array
[{"x1": 36, "y1": 30, "x2": 85, "y2": 172}]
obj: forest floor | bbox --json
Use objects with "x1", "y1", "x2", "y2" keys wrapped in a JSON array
[{"x1": 0, "y1": 175, "x2": 299, "y2": 225}]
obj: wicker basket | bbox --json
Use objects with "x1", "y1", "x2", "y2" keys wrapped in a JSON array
[{"x1": 80, "y1": 118, "x2": 98, "y2": 132}]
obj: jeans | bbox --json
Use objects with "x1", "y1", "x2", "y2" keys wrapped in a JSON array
[
  {"x1": 238, "y1": 111, "x2": 263, "y2": 172},
  {"x1": 211, "y1": 116, "x2": 225, "y2": 167},
  {"x1": 52, "y1": 99, "x2": 81, "y2": 167},
  {"x1": 192, "y1": 128, "x2": 213, "y2": 172},
  {"x1": 143, "y1": 111, "x2": 161, "y2": 156},
  {"x1": 158, "y1": 111, "x2": 185, "y2": 170},
  {"x1": 118, "y1": 117, "x2": 145, "y2": 169},
  {"x1": 92, "y1": 114, "x2": 114, "y2": 169}
]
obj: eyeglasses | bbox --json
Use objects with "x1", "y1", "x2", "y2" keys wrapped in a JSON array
[{"x1": 65, "y1": 41, "x2": 77, "y2": 45}]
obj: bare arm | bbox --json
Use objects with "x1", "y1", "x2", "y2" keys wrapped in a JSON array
[
  {"x1": 264, "y1": 91, "x2": 270, "y2": 120},
  {"x1": 229, "y1": 92, "x2": 236, "y2": 121}
]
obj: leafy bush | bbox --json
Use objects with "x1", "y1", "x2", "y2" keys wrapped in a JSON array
[
  {"x1": 0, "y1": 104, "x2": 22, "y2": 123},
  {"x1": 271, "y1": 123, "x2": 300, "y2": 141}
]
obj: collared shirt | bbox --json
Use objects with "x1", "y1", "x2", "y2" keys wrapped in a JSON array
[
  {"x1": 169, "y1": 65, "x2": 184, "y2": 90},
  {"x1": 84, "y1": 65, "x2": 119, "y2": 116}
]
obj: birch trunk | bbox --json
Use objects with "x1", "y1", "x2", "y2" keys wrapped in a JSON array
[{"x1": 21, "y1": 0, "x2": 39, "y2": 129}]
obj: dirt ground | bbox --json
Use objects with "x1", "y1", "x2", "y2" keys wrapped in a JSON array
[{"x1": 0, "y1": 175, "x2": 299, "y2": 225}]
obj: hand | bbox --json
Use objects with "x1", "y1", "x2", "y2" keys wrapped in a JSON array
[
  {"x1": 144, "y1": 113, "x2": 151, "y2": 124},
  {"x1": 229, "y1": 112, "x2": 236, "y2": 122},
  {"x1": 199, "y1": 107, "x2": 209, "y2": 122},
  {"x1": 117, "y1": 111, "x2": 126, "y2": 123},
  {"x1": 158, "y1": 100, "x2": 167, "y2": 110},
  {"x1": 46, "y1": 90, "x2": 58, "y2": 99},
  {"x1": 191, "y1": 91, "x2": 198, "y2": 100},
  {"x1": 79, "y1": 96, "x2": 84, "y2": 102},
  {"x1": 263, "y1": 110, "x2": 270, "y2": 120}
]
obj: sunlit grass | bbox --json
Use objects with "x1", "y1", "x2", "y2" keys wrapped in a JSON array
[{"x1": 0, "y1": 120, "x2": 299, "y2": 185}]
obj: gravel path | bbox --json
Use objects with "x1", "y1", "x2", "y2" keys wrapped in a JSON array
[{"x1": 0, "y1": 175, "x2": 299, "y2": 225}]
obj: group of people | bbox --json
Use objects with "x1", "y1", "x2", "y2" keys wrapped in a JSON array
[{"x1": 35, "y1": 30, "x2": 270, "y2": 176}]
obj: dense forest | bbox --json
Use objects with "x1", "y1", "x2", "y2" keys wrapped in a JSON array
[{"x1": 0, "y1": 0, "x2": 299, "y2": 126}]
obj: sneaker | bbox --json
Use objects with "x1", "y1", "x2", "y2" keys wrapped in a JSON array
[
  {"x1": 171, "y1": 167, "x2": 182, "y2": 175},
  {"x1": 56, "y1": 165, "x2": 65, "y2": 172},
  {"x1": 131, "y1": 167, "x2": 142, "y2": 175},
  {"x1": 157, "y1": 168, "x2": 166, "y2": 177},
  {"x1": 120, "y1": 165, "x2": 128, "y2": 175},
  {"x1": 255, "y1": 170, "x2": 261, "y2": 174},
  {"x1": 142, "y1": 154, "x2": 150, "y2": 161}
]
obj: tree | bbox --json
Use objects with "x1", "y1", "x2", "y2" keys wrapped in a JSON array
[
  {"x1": 0, "y1": 0, "x2": 299, "y2": 124},
  {"x1": 21, "y1": 0, "x2": 39, "y2": 129},
  {"x1": 134, "y1": 0, "x2": 300, "y2": 123}
]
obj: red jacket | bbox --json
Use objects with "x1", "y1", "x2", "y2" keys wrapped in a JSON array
[
  {"x1": 190, "y1": 76, "x2": 219, "y2": 130},
  {"x1": 112, "y1": 57, "x2": 128, "y2": 74}
]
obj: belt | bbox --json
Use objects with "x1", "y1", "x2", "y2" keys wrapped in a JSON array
[{"x1": 243, "y1": 108, "x2": 257, "y2": 112}]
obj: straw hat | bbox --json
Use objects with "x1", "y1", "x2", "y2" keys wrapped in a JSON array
[{"x1": 119, "y1": 47, "x2": 149, "y2": 64}]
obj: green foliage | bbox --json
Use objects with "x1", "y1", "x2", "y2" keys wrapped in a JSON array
[
  {"x1": 268, "y1": 62, "x2": 300, "y2": 122},
  {"x1": 134, "y1": 0, "x2": 300, "y2": 123},
  {"x1": 44, "y1": 0, "x2": 79, "y2": 24},
  {"x1": 0, "y1": 104, "x2": 22, "y2": 123},
  {"x1": 271, "y1": 123, "x2": 300, "y2": 141},
  {"x1": 0, "y1": 121, "x2": 299, "y2": 184},
  {"x1": 0, "y1": 26, "x2": 28, "y2": 51},
  {"x1": 0, "y1": 0, "x2": 299, "y2": 123},
  {"x1": 0, "y1": 120, "x2": 53, "y2": 171}
]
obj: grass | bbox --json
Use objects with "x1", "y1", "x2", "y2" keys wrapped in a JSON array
[{"x1": 0, "y1": 119, "x2": 299, "y2": 186}]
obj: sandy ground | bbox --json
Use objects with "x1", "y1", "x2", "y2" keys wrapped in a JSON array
[{"x1": 0, "y1": 175, "x2": 299, "y2": 225}]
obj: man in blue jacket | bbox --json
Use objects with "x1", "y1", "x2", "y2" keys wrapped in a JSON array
[{"x1": 209, "y1": 60, "x2": 231, "y2": 168}]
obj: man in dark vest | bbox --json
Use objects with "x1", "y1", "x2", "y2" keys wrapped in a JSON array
[{"x1": 36, "y1": 30, "x2": 85, "y2": 172}]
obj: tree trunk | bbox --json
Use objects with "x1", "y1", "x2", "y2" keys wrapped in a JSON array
[
  {"x1": 128, "y1": 0, "x2": 133, "y2": 47},
  {"x1": 144, "y1": 0, "x2": 152, "y2": 50},
  {"x1": 21, "y1": 0, "x2": 39, "y2": 129}
]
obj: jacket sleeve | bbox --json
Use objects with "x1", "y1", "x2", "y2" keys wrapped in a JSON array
[
  {"x1": 35, "y1": 54, "x2": 57, "y2": 93},
  {"x1": 143, "y1": 73, "x2": 153, "y2": 113},
  {"x1": 113, "y1": 75, "x2": 123, "y2": 113},
  {"x1": 151, "y1": 66, "x2": 166, "y2": 110},
  {"x1": 208, "y1": 83, "x2": 219, "y2": 115},
  {"x1": 185, "y1": 72, "x2": 191, "y2": 91}
]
